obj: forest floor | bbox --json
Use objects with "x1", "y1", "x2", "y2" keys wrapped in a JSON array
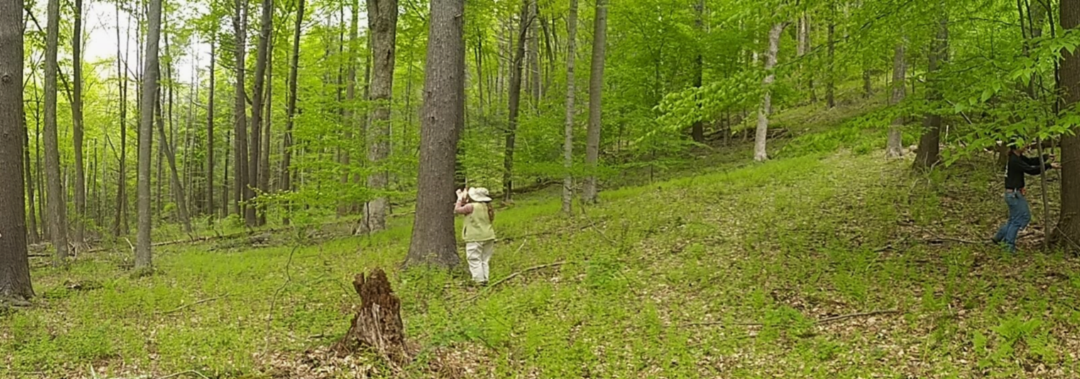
[{"x1": 5, "y1": 100, "x2": 1080, "y2": 378}]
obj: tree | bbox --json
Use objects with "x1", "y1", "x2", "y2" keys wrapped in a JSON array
[
  {"x1": 886, "y1": 42, "x2": 906, "y2": 158},
  {"x1": 361, "y1": 0, "x2": 399, "y2": 232},
  {"x1": 825, "y1": 1, "x2": 836, "y2": 109},
  {"x1": 503, "y1": 0, "x2": 531, "y2": 202},
  {"x1": 404, "y1": 0, "x2": 465, "y2": 268},
  {"x1": 0, "y1": 0, "x2": 33, "y2": 300},
  {"x1": 282, "y1": 0, "x2": 305, "y2": 225},
  {"x1": 206, "y1": 36, "x2": 216, "y2": 223},
  {"x1": 582, "y1": 0, "x2": 607, "y2": 204},
  {"x1": 137, "y1": 0, "x2": 164, "y2": 270},
  {"x1": 233, "y1": 0, "x2": 249, "y2": 219},
  {"x1": 914, "y1": 13, "x2": 949, "y2": 169},
  {"x1": 248, "y1": 0, "x2": 273, "y2": 227},
  {"x1": 754, "y1": 22, "x2": 785, "y2": 162},
  {"x1": 562, "y1": 0, "x2": 579, "y2": 215},
  {"x1": 113, "y1": 0, "x2": 129, "y2": 237},
  {"x1": 72, "y1": 0, "x2": 87, "y2": 247},
  {"x1": 1055, "y1": 0, "x2": 1080, "y2": 249},
  {"x1": 690, "y1": 0, "x2": 704, "y2": 143},
  {"x1": 43, "y1": 0, "x2": 70, "y2": 265}
]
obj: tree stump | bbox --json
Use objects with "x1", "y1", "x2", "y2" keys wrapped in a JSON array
[{"x1": 336, "y1": 268, "x2": 409, "y2": 365}]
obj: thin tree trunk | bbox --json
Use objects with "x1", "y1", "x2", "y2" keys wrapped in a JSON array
[
  {"x1": 233, "y1": 0, "x2": 249, "y2": 219},
  {"x1": 691, "y1": 0, "x2": 705, "y2": 143},
  {"x1": 561, "y1": 0, "x2": 578, "y2": 215},
  {"x1": 582, "y1": 0, "x2": 607, "y2": 204},
  {"x1": 886, "y1": 42, "x2": 906, "y2": 158},
  {"x1": 137, "y1": 0, "x2": 163, "y2": 270},
  {"x1": 914, "y1": 14, "x2": 949, "y2": 169},
  {"x1": 206, "y1": 37, "x2": 215, "y2": 223},
  {"x1": 247, "y1": 0, "x2": 272, "y2": 227},
  {"x1": 344, "y1": 0, "x2": 359, "y2": 215},
  {"x1": 503, "y1": 0, "x2": 531, "y2": 202},
  {"x1": 260, "y1": 34, "x2": 272, "y2": 225},
  {"x1": 404, "y1": 0, "x2": 464, "y2": 268},
  {"x1": 826, "y1": 3, "x2": 836, "y2": 109},
  {"x1": 72, "y1": 0, "x2": 86, "y2": 248},
  {"x1": 528, "y1": 0, "x2": 541, "y2": 103},
  {"x1": 282, "y1": 0, "x2": 304, "y2": 226},
  {"x1": 156, "y1": 88, "x2": 192, "y2": 233},
  {"x1": 44, "y1": 0, "x2": 69, "y2": 264},
  {"x1": 754, "y1": 23, "x2": 785, "y2": 162},
  {"x1": 24, "y1": 96, "x2": 38, "y2": 243},
  {"x1": 114, "y1": 0, "x2": 129, "y2": 237},
  {"x1": 361, "y1": 0, "x2": 398, "y2": 233},
  {"x1": 0, "y1": 0, "x2": 33, "y2": 299},
  {"x1": 223, "y1": 129, "x2": 231, "y2": 218}
]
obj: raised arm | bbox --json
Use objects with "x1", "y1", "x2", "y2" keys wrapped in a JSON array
[{"x1": 454, "y1": 199, "x2": 474, "y2": 215}]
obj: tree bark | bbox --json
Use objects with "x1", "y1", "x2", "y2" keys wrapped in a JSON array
[
  {"x1": 582, "y1": 0, "x2": 607, "y2": 204},
  {"x1": 886, "y1": 42, "x2": 906, "y2": 158},
  {"x1": 113, "y1": 0, "x2": 129, "y2": 237},
  {"x1": 1054, "y1": 0, "x2": 1080, "y2": 249},
  {"x1": 914, "y1": 14, "x2": 949, "y2": 169},
  {"x1": 282, "y1": 0, "x2": 304, "y2": 226},
  {"x1": 44, "y1": 0, "x2": 69, "y2": 264},
  {"x1": 207, "y1": 37, "x2": 216, "y2": 223},
  {"x1": 260, "y1": 35, "x2": 272, "y2": 225},
  {"x1": 826, "y1": 3, "x2": 836, "y2": 109},
  {"x1": 754, "y1": 23, "x2": 785, "y2": 162},
  {"x1": 248, "y1": 0, "x2": 272, "y2": 227},
  {"x1": 137, "y1": 0, "x2": 164, "y2": 270},
  {"x1": 562, "y1": 0, "x2": 579, "y2": 215},
  {"x1": 233, "y1": 0, "x2": 249, "y2": 219},
  {"x1": 24, "y1": 94, "x2": 38, "y2": 243},
  {"x1": 503, "y1": 0, "x2": 531, "y2": 202},
  {"x1": 404, "y1": 0, "x2": 464, "y2": 268},
  {"x1": 0, "y1": 0, "x2": 33, "y2": 300},
  {"x1": 72, "y1": 0, "x2": 86, "y2": 247},
  {"x1": 360, "y1": 0, "x2": 398, "y2": 233}
]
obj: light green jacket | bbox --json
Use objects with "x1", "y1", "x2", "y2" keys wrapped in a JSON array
[{"x1": 463, "y1": 203, "x2": 496, "y2": 242}]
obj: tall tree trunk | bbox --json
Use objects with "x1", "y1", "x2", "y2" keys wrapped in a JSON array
[
  {"x1": 914, "y1": 14, "x2": 949, "y2": 169},
  {"x1": 113, "y1": 0, "x2": 129, "y2": 237},
  {"x1": 886, "y1": 42, "x2": 906, "y2": 158},
  {"x1": 260, "y1": 35, "x2": 272, "y2": 225},
  {"x1": 691, "y1": 0, "x2": 705, "y2": 143},
  {"x1": 137, "y1": 0, "x2": 164, "y2": 270},
  {"x1": 223, "y1": 129, "x2": 231, "y2": 218},
  {"x1": 404, "y1": 0, "x2": 464, "y2": 268},
  {"x1": 582, "y1": 0, "x2": 607, "y2": 204},
  {"x1": 503, "y1": 0, "x2": 531, "y2": 202},
  {"x1": 206, "y1": 37, "x2": 215, "y2": 223},
  {"x1": 361, "y1": 0, "x2": 398, "y2": 233},
  {"x1": 43, "y1": 0, "x2": 69, "y2": 264},
  {"x1": 72, "y1": 0, "x2": 86, "y2": 248},
  {"x1": 561, "y1": 0, "x2": 579, "y2": 215},
  {"x1": 156, "y1": 89, "x2": 192, "y2": 234},
  {"x1": 343, "y1": 0, "x2": 359, "y2": 216},
  {"x1": 528, "y1": 0, "x2": 541, "y2": 104},
  {"x1": 0, "y1": 0, "x2": 34, "y2": 300},
  {"x1": 248, "y1": 0, "x2": 272, "y2": 227},
  {"x1": 233, "y1": 0, "x2": 249, "y2": 219},
  {"x1": 24, "y1": 97, "x2": 38, "y2": 243},
  {"x1": 1056, "y1": 0, "x2": 1080, "y2": 249},
  {"x1": 754, "y1": 23, "x2": 785, "y2": 162},
  {"x1": 282, "y1": 0, "x2": 304, "y2": 226}
]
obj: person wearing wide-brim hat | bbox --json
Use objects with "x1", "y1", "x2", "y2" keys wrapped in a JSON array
[{"x1": 455, "y1": 187, "x2": 496, "y2": 285}]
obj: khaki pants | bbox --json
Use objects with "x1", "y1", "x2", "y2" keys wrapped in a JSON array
[{"x1": 465, "y1": 240, "x2": 495, "y2": 283}]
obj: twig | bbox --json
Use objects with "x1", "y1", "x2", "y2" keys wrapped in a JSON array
[
  {"x1": 925, "y1": 236, "x2": 985, "y2": 245},
  {"x1": 463, "y1": 261, "x2": 567, "y2": 303},
  {"x1": 156, "y1": 370, "x2": 210, "y2": 379},
  {"x1": 817, "y1": 309, "x2": 900, "y2": 324},
  {"x1": 155, "y1": 296, "x2": 225, "y2": 315},
  {"x1": 263, "y1": 244, "x2": 300, "y2": 354}
]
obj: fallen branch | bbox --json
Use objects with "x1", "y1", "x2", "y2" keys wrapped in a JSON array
[
  {"x1": 925, "y1": 236, "x2": 985, "y2": 245},
  {"x1": 155, "y1": 296, "x2": 225, "y2": 316},
  {"x1": 817, "y1": 309, "x2": 900, "y2": 324},
  {"x1": 156, "y1": 370, "x2": 210, "y2": 379},
  {"x1": 463, "y1": 260, "x2": 567, "y2": 303}
]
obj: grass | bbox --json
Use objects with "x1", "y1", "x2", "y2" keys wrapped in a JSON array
[{"x1": 6, "y1": 103, "x2": 1080, "y2": 378}]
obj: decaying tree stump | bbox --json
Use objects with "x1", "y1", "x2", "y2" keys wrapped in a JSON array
[{"x1": 336, "y1": 268, "x2": 410, "y2": 365}]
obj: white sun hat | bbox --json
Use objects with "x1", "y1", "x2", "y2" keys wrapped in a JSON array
[{"x1": 468, "y1": 187, "x2": 492, "y2": 202}]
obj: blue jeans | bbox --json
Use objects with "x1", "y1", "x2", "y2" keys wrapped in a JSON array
[{"x1": 994, "y1": 192, "x2": 1031, "y2": 252}]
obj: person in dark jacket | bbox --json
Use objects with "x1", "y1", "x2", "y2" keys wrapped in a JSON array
[{"x1": 992, "y1": 141, "x2": 1059, "y2": 252}]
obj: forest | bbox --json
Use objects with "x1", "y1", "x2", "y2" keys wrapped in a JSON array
[{"x1": 4, "y1": 0, "x2": 1080, "y2": 376}]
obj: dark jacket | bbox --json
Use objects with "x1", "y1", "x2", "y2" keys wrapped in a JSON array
[{"x1": 1005, "y1": 153, "x2": 1051, "y2": 190}]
